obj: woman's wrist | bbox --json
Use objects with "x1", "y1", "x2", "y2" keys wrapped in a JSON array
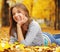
[{"x1": 17, "y1": 23, "x2": 21, "y2": 27}]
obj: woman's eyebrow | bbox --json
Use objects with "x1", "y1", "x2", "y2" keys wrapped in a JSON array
[{"x1": 17, "y1": 10, "x2": 21, "y2": 13}]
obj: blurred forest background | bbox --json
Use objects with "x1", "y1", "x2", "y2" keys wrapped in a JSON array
[
  {"x1": 0, "y1": 0, "x2": 60, "y2": 37},
  {"x1": 0, "y1": 1, "x2": 60, "y2": 52}
]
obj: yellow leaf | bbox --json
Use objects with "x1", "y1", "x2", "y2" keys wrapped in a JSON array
[
  {"x1": 0, "y1": 43, "x2": 4, "y2": 51},
  {"x1": 19, "y1": 44, "x2": 25, "y2": 50},
  {"x1": 56, "y1": 47, "x2": 60, "y2": 52}
]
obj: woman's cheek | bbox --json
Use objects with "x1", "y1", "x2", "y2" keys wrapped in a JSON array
[
  {"x1": 13, "y1": 16, "x2": 18, "y2": 22},
  {"x1": 13, "y1": 16, "x2": 21, "y2": 22}
]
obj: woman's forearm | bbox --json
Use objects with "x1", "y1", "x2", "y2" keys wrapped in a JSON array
[{"x1": 17, "y1": 24, "x2": 24, "y2": 42}]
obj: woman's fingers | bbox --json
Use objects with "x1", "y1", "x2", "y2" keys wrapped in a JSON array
[
  {"x1": 19, "y1": 13, "x2": 28, "y2": 23},
  {"x1": 17, "y1": 13, "x2": 28, "y2": 26}
]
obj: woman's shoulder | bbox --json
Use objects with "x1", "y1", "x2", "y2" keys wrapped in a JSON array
[
  {"x1": 29, "y1": 19, "x2": 40, "y2": 27},
  {"x1": 27, "y1": 19, "x2": 42, "y2": 33}
]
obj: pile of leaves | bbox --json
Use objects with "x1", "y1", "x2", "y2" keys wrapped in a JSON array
[{"x1": 0, "y1": 39, "x2": 60, "y2": 52}]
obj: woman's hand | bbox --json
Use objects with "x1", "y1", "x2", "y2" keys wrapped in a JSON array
[
  {"x1": 16, "y1": 13, "x2": 27, "y2": 42},
  {"x1": 17, "y1": 13, "x2": 28, "y2": 26}
]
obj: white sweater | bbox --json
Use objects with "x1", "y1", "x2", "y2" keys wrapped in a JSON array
[{"x1": 10, "y1": 20, "x2": 44, "y2": 46}]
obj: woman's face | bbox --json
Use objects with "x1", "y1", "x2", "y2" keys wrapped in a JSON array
[{"x1": 12, "y1": 7, "x2": 28, "y2": 23}]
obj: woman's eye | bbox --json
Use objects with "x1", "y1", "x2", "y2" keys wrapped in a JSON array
[{"x1": 18, "y1": 11, "x2": 21, "y2": 13}]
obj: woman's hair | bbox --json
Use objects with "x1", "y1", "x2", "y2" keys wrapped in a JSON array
[{"x1": 9, "y1": 3, "x2": 30, "y2": 38}]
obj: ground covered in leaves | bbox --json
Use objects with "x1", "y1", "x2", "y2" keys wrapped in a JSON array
[
  {"x1": 0, "y1": 27, "x2": 60, "y2": 52},
  {"x1": 0, "y1": 41, "x2": 60, "y2": 52}
]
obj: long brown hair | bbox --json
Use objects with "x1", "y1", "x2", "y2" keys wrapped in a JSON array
[{"x1": 9, "y1": 3, "x2": 31, "y2": 38}]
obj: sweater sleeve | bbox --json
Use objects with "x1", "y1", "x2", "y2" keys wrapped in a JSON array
[
  {"x1": 20, "y1": 20, "x2": 41, "y2": 46},
  {"x1": 9, "y1": 33, "x2": 17, "y2": 44}
]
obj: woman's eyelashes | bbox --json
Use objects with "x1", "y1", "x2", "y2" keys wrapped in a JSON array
[
  {"x1": 12, "y1": 11, "x2": 21, "y2": 16},
  {"x1": 17, "y1": 10, "x2": 21, "y2": 13},
  {"x1": 25, "y1": 14, "x2": 28, "y2": 17}
]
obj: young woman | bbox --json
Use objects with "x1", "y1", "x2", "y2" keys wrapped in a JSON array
[
  {"x1": 9, "y1": 3, "x2": 60, "y2": 46},
  {"x1": 9, "y1": 3, "x2": 44, "y2": 46}
]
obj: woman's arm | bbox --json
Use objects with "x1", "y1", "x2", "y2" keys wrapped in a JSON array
[
  {"x1": 20, "y1": 25, "x2": 39, "y2": 45},
  {"x1": 9, "y1": 36, "x2": 17, "y2": 44},
  {"x1": 9, "y1": 24, "x2": 24, "y2": 44},
  {"x1": 9, "y1": 30, "x2": 17, "y2": 44},
  {"x1": 20, "y1": 20, "x2": 43, "y2": 46},
  {"x1": 17, "y1": 24, "x2": 24, "y2": 42}
]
